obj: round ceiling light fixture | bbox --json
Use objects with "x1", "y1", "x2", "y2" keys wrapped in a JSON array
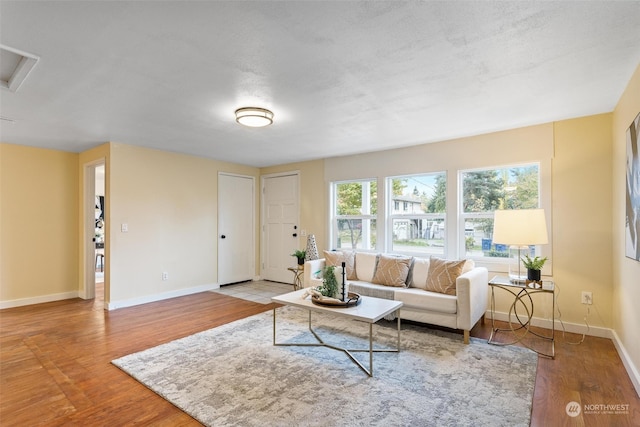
[{"x1": 235, "y1": 107, "x2": 274, "y2": 127}]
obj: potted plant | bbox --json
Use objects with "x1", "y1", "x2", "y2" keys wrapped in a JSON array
[
  {"x1": 318, "y1": 265, "x2": 339, "y2": 298},
  {"x1": 291, "y1": 249, "x2": 306, "y2": 266},
  {"x1": 521, "y1": 255, "x2": 548, "y2": 282}
]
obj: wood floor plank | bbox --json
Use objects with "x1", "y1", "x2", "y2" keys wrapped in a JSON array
[{"x1": 1, "y1": 289, "x2": 638, "y2": 426}]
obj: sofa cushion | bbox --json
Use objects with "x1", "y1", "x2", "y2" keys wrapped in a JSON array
[
  {"x1": 394, "y1": 288, "x2": 457, "y2": 314},
  {"x1": 371, "y1": 254, "x2": 411, "y2": 287},
  {"x1": 425, "y1": 257, "x2": 467, "y2": 295},
  {"x1": 408, "y1": 257, "x2": 430, "y2": 290},
  {"x1": 355, "y1": 252, "x2": 378, "y2": 282},
  {"x1": 323, "y1": 250, "x2": 357, "y2": 280}
]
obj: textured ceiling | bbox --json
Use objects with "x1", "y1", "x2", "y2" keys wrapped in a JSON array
[{"x1": 1, "y1": 1, "x2": 639, "y2": 167}]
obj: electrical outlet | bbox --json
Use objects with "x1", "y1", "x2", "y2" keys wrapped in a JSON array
[
  {"x1": 301, "y1": 229, "x2": 307, "y2": 237},
  {"x1": 162, "y1": 272, "x2": 169, "y2": 281},
  {"x1": 581, "y1": 291, "x2": 593, "y2": 305}
]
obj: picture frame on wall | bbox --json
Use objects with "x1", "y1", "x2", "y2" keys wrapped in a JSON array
[{"x1": 625, "y1": 111, "x2": 640, "y2": 261}]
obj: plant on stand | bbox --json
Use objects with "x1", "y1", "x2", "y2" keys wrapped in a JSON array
[
  {"x1": 291, "y1": 249, "x2": 306, "y2": 266},
  {"x1": 521, "y1": 255, "x2": 548, "y2": 283}
]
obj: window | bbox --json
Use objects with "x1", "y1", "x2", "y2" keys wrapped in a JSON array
[
  {"x1": 387, "y1": 173, "x2": 446, "y2": 256},
  {"x1": 328, "y1": 161, "x2": 547, "y2": 270},
  {"x1": 331, "y1": 179, "x2": 377, "y2": 250},
  {"x1": 460, "y1": 164, "x2": 540, "y2": 259}
]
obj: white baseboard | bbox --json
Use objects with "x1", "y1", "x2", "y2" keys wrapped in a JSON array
[
  {"x1": 486, "y1": 310, "x2": 611, "y2": 338},
  {"x1": 0, "y1": 291, "x2": 79, "y2": 310},
  {"x1": 610, "y1": 330, "x2": 640, "y2": 398},
  {"x1": 106, "y1": 283, "x2": 219, "y2": 311}
]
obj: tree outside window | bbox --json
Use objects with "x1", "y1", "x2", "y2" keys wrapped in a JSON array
[
  {"x1": 461, "y1": 164, "x2": 540, "y2": 258},
  {"x1": 333, "y1": 180, "x2": 377, "y2": 250}
]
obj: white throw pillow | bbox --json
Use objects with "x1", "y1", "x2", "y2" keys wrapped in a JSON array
[
  {"x1": 355, "y1": 252, "x2": 378, "y2": 282},
  {"x1": 462, "y1": 258, "x2": 475, "y2": 273},
  {"x1": 408, "y1": 257, "x2": 430, "y2": 290}
]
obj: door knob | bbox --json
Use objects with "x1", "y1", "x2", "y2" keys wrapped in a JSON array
[
  {"x1": 292, "y1": 233, "x2": 297, "y2": 237},
  {"x1": 221, "y1": 235, "x2": 226, "y2": 239}
]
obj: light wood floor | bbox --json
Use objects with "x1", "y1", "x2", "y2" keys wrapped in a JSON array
[{"x1": 1, "y1": 286, "x2": 638, "y2": 426}]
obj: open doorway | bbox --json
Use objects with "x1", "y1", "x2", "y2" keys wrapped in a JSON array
[
  {"x1": 94, "y1": 164, "x2": 105, "y2": 299},
  {"x1": 82, "y1": 159, "x2": 105, "y2": 304}
]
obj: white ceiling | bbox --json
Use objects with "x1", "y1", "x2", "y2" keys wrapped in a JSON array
[{"x1": 1, "y1": 1, "x2": 639, "y2": 167}]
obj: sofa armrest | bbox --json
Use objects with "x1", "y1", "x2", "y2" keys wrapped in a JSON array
[
  {"x1": 455, "y1": 267, "x2": 489, "y2": 331},
  {"x1": 303, "y1": 259, "x2": 326, "y2": 288}
]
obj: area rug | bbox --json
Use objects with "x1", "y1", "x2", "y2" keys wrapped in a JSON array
[{"x1": 113, "y1": 306, "x2": 537, "y2": 426}]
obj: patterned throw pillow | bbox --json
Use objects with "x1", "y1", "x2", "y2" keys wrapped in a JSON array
[
  {"x1": 425, "y1": 257, "x2": 467, "y2": 295},
  {"x1": 323, "y1": 250, "x2": 357, "y2": 280},
  {"x1": 371, "y1": 254, "x2": 412, "y2": 287}
]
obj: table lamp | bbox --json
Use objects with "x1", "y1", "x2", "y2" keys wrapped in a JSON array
[{"x1": 492, "y1": 209, "x2": 548, "y2": 283}]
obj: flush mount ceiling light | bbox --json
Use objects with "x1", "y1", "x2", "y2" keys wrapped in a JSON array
[{"x1": 235, "y1": 107, "x2": 274, "y2": 127}]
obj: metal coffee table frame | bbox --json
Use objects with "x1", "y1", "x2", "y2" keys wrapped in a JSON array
[{"x1": 272, "y1": 290, "x2": 402, "y2": 377}]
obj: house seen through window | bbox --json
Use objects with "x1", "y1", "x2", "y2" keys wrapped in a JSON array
[{"x1": 388, "y1": 173, "x2": 446, "y2": 256}]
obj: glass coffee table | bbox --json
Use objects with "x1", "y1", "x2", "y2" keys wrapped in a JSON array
[{"x1": 272, "y1": 289, "x2": 402, "y2": 377}]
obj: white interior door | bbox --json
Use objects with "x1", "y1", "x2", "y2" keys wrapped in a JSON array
[
  {"x1": 218, "y1": 173, "x2": 255, "y2": 285},
  {"x1": 262, "y1": 173, "x2": 299, "y2": 283}
]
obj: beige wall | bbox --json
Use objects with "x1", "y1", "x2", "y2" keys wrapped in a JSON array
[
  {"x1": 108, "y1": 143, "x2": 259, "y2": 307},
  {"x1": 0, "y1": 116, "x2": 623, "y2": 331},
  {"x1": 320, "y1": 119, "x2": 616, "y2": 328},
  {"x1": 552, "y1": 114, "x2": 613, "y2": 328},
  {"x1": 260, "y1": 160, "x2": 328, "y2": 255},
  {"x1": 0, "y1": 143, "x2": 79, "y2": 303},
  {"x1": 612, "y1": 63, "x2": 640, "y2": 382}
]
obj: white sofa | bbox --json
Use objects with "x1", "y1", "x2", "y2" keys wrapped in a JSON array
[{"x1": 304, "y1": 252, "x2": 488, "y2": 344}]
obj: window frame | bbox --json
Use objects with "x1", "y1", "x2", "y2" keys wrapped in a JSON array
[
  {"x1": 458, "y1": 162, "x2": 547, "y2": 271},
  {"x1": 330, "y1": 178, "x2": 378, "y2": 252},
  {"x1": 386, "y1": 172, "x2": 447, "y2": 257},
  {"x1": 326, "y1": 159, "x2": 551, "y2": 276}
]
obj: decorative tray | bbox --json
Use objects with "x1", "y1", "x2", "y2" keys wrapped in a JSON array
[{"x1": 311, "y1": 292, "x2": 361, "y2": 308}]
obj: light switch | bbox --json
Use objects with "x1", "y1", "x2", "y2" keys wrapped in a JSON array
[{"x1": 121, "y1": 223, "x2": 128, "y2": 232}]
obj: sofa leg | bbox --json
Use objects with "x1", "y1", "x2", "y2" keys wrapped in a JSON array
[{"x1": 463, "y1": 330, "x2": 470, "y2": 344}]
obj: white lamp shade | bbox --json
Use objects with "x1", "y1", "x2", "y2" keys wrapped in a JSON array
[{"x1": 492, "y1": 209, "x2": 548, "y2": 245}]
